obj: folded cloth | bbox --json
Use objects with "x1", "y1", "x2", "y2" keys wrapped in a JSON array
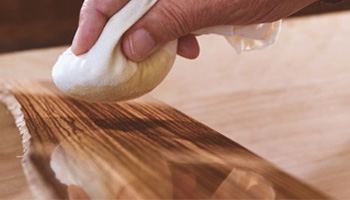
[{"x1": 52, "y1": 0, "x2": 281, "y2": 102}]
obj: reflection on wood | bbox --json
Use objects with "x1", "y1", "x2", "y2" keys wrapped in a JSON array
[{"x1": 0, "y1": 81, "x2": 329, "y2": 199}]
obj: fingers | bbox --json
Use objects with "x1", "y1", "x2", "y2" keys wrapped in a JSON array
[
  {"x1": 71, "y1": 0, "x2": 130, "y2": 55},
  {"x1": 177, "y1": 34, "x2": 200, "y2": 60},
  {"x1": 72, "y1": 0, "x2": 317, "y2": 60},
  {"x1": 122, "y1": 0, "x2": 204, "y2": 62},
  {"x1": 121, "y1": 0, "x2": 243, "y2": 62}
]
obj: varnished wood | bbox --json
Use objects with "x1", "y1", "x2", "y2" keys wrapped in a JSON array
[
  {"x1": 1, "y1": 12, "x2": 350, "y2": 199},
  {"x1": 0, "y1": 81, "x2": 329, "y2": 199},
  {"x1": 152, "y1": 12, "x2": 350, "y2": 199}
]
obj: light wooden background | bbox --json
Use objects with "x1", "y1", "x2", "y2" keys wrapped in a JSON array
[{"x1": 0, "y1": 12, "x2": 350, "y2": 198}]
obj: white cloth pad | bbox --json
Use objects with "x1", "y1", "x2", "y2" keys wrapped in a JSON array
[{"x1": 52, "y1": 0, "x2": 281, "y2": 102}]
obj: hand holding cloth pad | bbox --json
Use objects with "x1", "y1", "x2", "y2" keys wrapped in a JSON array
[{"x1": 52, "y1": 0, "x2": 281, "y2": 102}]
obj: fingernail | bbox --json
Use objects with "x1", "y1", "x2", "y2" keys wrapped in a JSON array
[
  {"x1": 127, "y1": 28, "x2": 156, "y2": 61},
  {"x1": 71, "y1": 28, "x2": 81, "y2": 55}
]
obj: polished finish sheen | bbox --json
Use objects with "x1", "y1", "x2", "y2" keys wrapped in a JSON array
[
  {"x1": 1, "y1": 81, "x2": 328, "y2": 199},
  {"x1": 1, "y1": 12, "x2": 350, "y2": 199}
]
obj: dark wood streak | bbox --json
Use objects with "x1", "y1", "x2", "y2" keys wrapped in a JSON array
[{"x1": 4, "y1": 81, "x2": 330, "y2": 199}]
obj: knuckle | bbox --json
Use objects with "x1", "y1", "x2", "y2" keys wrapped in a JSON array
[
  {"x1": 157, "y1": 0, "x2": 195, "y2": 39},
  {"x1": 80, "y1": 0, "x2": 128, "y2": 20},
  {"x1": 94, "y1": 0, "x2": 130, "y2": 16},
  {"x1": 79, "y1": 0, "x2": 93, "y2": 22}
]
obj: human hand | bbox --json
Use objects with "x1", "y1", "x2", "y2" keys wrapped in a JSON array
[{"x1": 71, "y1": 0, "x2": 317, "y2": 62}]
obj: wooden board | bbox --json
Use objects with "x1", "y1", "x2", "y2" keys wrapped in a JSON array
[
  {"x1": 0, "y1": 81, "x2": 329, "y2": 199},
  {"x1": 1, "y1": 13, "x2": 350, "y2": 198}
]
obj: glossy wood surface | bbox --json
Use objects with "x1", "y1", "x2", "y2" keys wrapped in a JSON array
[
  {"x1": 0, "y1": 81, "x2": 328, "y2": 199},
  {"x1": 1, "y1": 12, "x2": 350, "y2": 199}
]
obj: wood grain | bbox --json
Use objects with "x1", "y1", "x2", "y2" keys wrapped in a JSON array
[
  {"x1": 152, "y1": 12, "x2": 350, "y2": 199},
  {"x1": 0, "y1": 81, "x2": 329, "y2": 199},
  {"x1": 1, "y1": 12, "x2": 350, "y2": 199}
]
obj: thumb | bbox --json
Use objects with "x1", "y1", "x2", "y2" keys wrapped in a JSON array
[{"x1": 122, "y1": 0, "x2": 208, "y2": 62}]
